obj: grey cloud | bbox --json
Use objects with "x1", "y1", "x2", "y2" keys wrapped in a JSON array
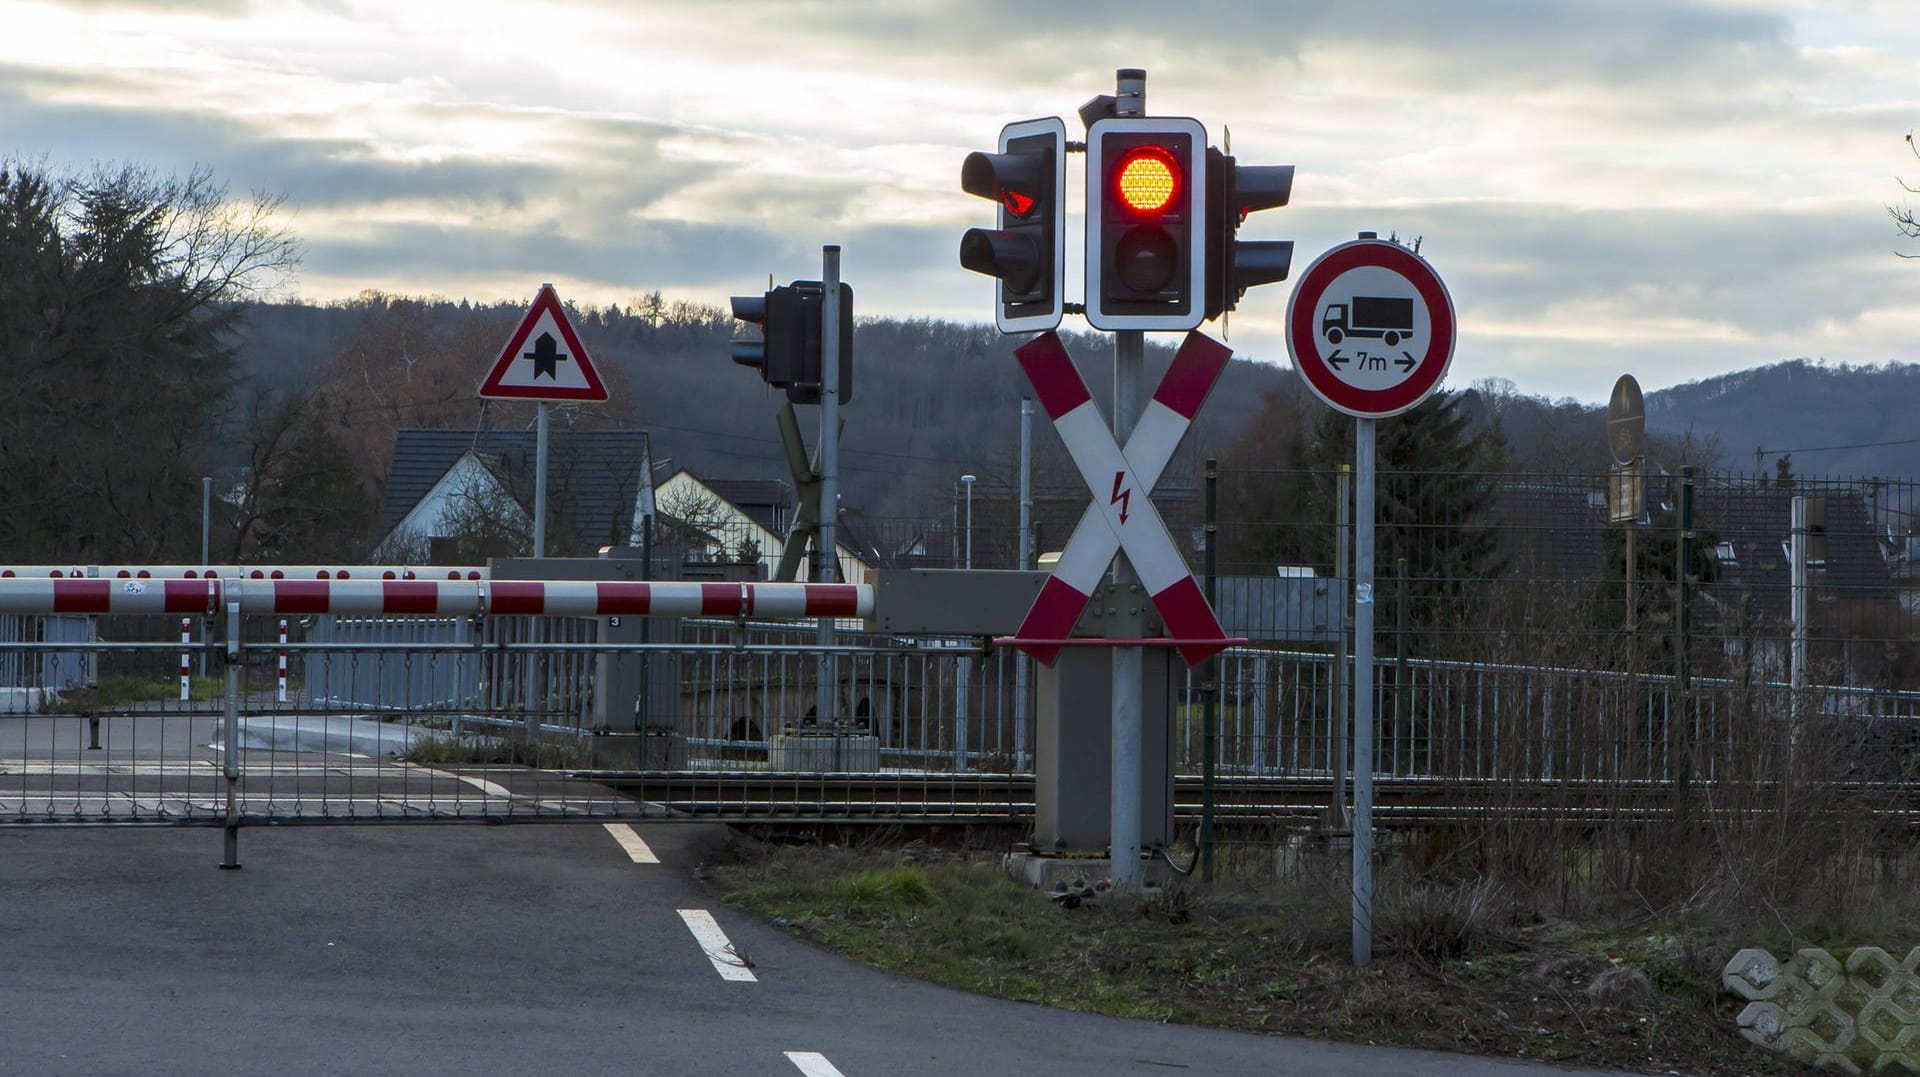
[
  {"x1": 0, "y1": 66, "x2": 719, "y2": 214},
  {"x1": 304, "y1": 217, "x2": 801, "y2": 293},
  {"x1": 1356, "y1": 201, "x2": 1897, "y2": 335},
  {"x1": 37, "y1": 0, "x2": 253, "y2": 13},
  {"x1": 731, "y1": 0, "x2": 1796, "y2": 94}
]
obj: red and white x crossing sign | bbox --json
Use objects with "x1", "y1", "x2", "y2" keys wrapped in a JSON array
[{"x1": 1008, "y1": 330, "x2": 1234, "y2": 667}]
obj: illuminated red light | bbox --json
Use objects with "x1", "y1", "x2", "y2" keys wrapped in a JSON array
[{"x1": 1114, "y1": 146, "x2": 1179, "y2": 214}]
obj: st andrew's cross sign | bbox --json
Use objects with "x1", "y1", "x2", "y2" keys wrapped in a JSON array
[{"x1": 1004, "y1": 330, "x2": 1236, "y2": 667}]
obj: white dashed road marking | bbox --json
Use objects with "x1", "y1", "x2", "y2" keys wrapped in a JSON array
[
  {"x1": 451, "y1": 774, "x2": 513, "y2": 798},
  {"x1": 602, "y1": 823, "x2": 658, "y2": 863},
  {"x1": 785, "y1": 1052, "x2": 848, "y2": 1077},
  {"x1": 677, "y1": 909, "x2": 757, "y2": 982}
]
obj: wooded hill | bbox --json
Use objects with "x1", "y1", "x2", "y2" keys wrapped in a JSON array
[{"x1": 227, "y1": 294, "x2": 1291, "y2": 520}]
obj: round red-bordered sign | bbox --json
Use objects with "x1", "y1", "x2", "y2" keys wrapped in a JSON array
[{"x1": 1285, "y1": 239, "x2": 1455, "y2": 418}]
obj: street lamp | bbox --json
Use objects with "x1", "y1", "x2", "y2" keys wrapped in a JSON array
[{"x1": 960, "y1": 474, "x2": 976, "y2": 570}]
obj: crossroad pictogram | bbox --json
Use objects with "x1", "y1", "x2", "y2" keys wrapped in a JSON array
[{"x1": 1008, "y1": 330, "x2": 1232, "y2": 666}]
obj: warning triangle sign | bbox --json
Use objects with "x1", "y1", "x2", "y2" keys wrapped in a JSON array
[{"x1": 477, "y1": 284, "x2": 609, "y2": 403}]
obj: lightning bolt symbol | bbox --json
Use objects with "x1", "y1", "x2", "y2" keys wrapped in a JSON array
[{"x1": 1109, "y1": 471, "x2": 1131, "y2": 526}]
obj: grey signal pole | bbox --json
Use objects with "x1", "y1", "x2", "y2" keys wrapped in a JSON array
[
  {"x1": 1109, "y1": 66, "x2": 1148, "y2": 891},
  {"x1": 815, "y1": 246, "x2": 841, "y2": 726},
  {"x1": 1351, "y1": 418, "x2": 1377, "y2": 965}
]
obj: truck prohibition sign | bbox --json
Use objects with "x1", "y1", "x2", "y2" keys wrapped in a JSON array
[
  {"x1": 1322, "y1": 296, "x2": 1414, "y2": 347},
  {"x1": 1286, "y1": 238, "x2": 1455, "y2": 419}
]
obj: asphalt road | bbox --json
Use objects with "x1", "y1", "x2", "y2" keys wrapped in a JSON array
[{"x1": 0, "y1": 823, "x2": 1630, "y2": 1077}]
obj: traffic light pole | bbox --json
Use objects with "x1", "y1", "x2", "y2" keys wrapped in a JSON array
[
  {"x1": 1109, "y1": 67, "x2": 1148, "y2": 891},
  {"x1": 815, "y1": 245, "x2": 841, "y2": 726},
  {"x1": 1111, "y1": 327, "x2": 1145, "y2": 891}
]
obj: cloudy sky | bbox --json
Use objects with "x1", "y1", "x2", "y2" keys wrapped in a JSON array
[{"x1": 3, "y1": 0, "x2": 1917, "y2": 402}]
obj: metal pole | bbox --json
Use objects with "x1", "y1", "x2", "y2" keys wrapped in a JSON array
[
  {"x1": 1018, "y1": 398, "x2": 1033, "y2": 570},
  {"x1": 1331, "y1": 465, "x2": 1351, "y2": 828},
  {"x1": 639, "y1": 513, "x2": 653, "y2": 732},
  {"x1": 1202, "y1": 458, "x2": 1219, "y2": 883},
  {"x1": 534, "y1": 402, "x2": 549, "y2": 558},
  {"x1": 815, "y1": 245, "x2": 841, "y2": 726},
  {"x1": 1351, "y1": 418, "x2": 1376, "y2": 966},
  {"x1": 1395, "y1": 555, "x2": 1408, "y2": 773},
  {"x1": 962, "y1": 475, "x2": 975, "y2": 569},
  {"x1": 1675, "y1": 466, "x2": 1696, "y2": 808},
  {"x1": 1790, "y1": 495, "x2": 1808, "y2": 758},
  {"x1": 201, "y1": 476, "x2": 211, "y2": 565},
  {"x1": 200, "y1": 475, "x2": 211, "y2": 679},
  {"x1": 1015, "y1": 397, "x2": 1032, "y2": 767},
  {"x1": 220, "y1": 599, "x2": 241, "y2": 870},
  {"x1": 1111, "y1": 325, "x2": 1145, "y2": 890},
  {"x1": 1110, "y1": 67, "x2": 1146, "y2": 890}
]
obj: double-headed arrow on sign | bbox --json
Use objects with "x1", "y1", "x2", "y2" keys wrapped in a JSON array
[{"x1": 1008, "y1": 330, "x2": 1233, "y2": 667}]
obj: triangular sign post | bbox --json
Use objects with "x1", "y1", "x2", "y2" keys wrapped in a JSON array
[{"x1": 478, "y1": 284, "x2": 609, "y2": 403}]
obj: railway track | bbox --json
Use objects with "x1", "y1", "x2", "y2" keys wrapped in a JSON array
[{"x1": 588, "y1": 771, "x2": 1920, "y2": 827}]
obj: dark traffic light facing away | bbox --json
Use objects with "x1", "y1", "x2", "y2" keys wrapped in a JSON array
[
  {"x1": 1205, "y1": 150, "x2": 1294, "y2": 322},
  {"x1": 960, "y1": 116, "x2": 1066, "y2": 333},
  {"x1": 729, "y1": 281, "x2": 854, "y2": 405},
  {"x1": 1085, "y1": 116, "x2": 1206, "y2": 331}
]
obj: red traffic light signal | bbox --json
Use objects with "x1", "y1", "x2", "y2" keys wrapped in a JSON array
[
  {"x1": 960, "y1": 116, "x2": 1066, "y2": 334},
  {"x1": 1085, "y1": 116, "x2": 1206, "y2": 331}
]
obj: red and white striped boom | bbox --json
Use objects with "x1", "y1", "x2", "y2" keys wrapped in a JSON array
[
  {"x1": 0, "y1": 565, "x2": 488, "y2": 581},
  {"x1": 0, "y1": 578, "x2": 872, "y2": 620}
]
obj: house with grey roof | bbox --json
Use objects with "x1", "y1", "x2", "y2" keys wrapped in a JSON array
[
  {"x1": 375, "y1": 429, "x2": 654, "y2": 561},
  {"x1": 652, "y1": 469, "x2": 869, "y2": 582}
]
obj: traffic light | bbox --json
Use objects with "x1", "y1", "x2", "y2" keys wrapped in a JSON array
[
  {"x1": 729, "y1": 285, "x2": 805, "y2": 390},
  {"x1": 960, "y1": 116, "x2": 1065, "y2": 333},
  {"x1": 1085, "y1": 116, "x2": 1206, "y2": 331},
  {"x1": 1205, "y1": 149, "x2": 1294, "y2": 322},
  {"x1": 728, "y1": 281, "x2": 854, "y2": 405}
]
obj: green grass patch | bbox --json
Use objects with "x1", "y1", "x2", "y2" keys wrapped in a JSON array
[
  {"x1": 712, "y1": 841, "x2": 1812, "y2": 1075},
  {"x1": 54, "y1": 675, "x2": 222, "y2": 709}
]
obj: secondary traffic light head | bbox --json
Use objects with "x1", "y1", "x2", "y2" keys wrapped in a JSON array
[
  {"x1": 729, "y1": 286, "x2": 803, "y2": 389},
  {"x1": 1205, "y1": 149, "x2": 1295, "y2": 322},
  {"x1": 727, "y1": 281, "x2": 853, "y2": 405},
  {"x1": 1085, "y1": 116, "x2": 1206, "y2": 331},
  {"x1": 960, "y1": 116, "x2": 1065, "y2": 333}
]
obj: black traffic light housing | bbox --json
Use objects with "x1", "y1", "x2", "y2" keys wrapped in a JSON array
[
  {"x1": 1084, "y1": 116, "x2": 1206, "y2": 331},
  {"x1": 959, "y1": 116, "x2": 1065, "y2": 333},
  {"x1": 1205, "y1": 148, "x2": 1294, "y2": 322},
  {"x1": 728, "y1": 280, "x2": 854, "y2": 405}
]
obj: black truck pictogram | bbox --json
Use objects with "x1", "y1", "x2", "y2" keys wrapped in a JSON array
[{"x1": 1322, "y1": 296, "x2": 1414, "y2": 346}]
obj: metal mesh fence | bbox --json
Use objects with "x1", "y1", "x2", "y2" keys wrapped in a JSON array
[{"x1": 1, "y1": 467, "x2": 1914, "y2": 851}]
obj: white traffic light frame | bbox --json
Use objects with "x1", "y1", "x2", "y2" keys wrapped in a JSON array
[
  {"x1": 1085, "y1": 116, "x2": 1207, "y2": 331},
  {"x1": 993, "y1": 116, "x2": 1066, "y2": 333}
]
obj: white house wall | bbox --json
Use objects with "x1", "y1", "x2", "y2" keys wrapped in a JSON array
[{"x1": 382, "y1": 452, "x2": 527, "y2": 552}]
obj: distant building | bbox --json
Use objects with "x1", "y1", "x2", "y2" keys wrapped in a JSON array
[
  {"x1": 375, "y1": 429, "x2": 654, "y2": 561},
  {"x1": 652, "y1": 469, "x2": 870, "y2": 582}
]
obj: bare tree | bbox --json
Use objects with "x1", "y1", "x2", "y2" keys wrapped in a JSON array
[
  {"x1": 0, "y1": 159, "x2": 299, "y2": 561},
  {"x1": 1892, "y1": 132, "x2": 1920, "y2": 256}
]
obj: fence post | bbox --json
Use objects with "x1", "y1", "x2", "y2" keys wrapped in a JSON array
[
  {"x1": 220, "y1": 598, "x2": 242, "y2": 870},
  {"x1": 179, "y1": 617, "x2": 191, "y2": 702},
  {"x1": 1674, "y1": 465, "x2": 1696, "y2": 815},
  {"x1": 1395, "y1": 556, "x2": 1408, "y2": 774},
  {"x1": 1331, "y1": 465, "x2": 1351, "y2": 829},
  {"x1": 1202, "y1": 457, "x2": 1218, "y2": 883}
]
